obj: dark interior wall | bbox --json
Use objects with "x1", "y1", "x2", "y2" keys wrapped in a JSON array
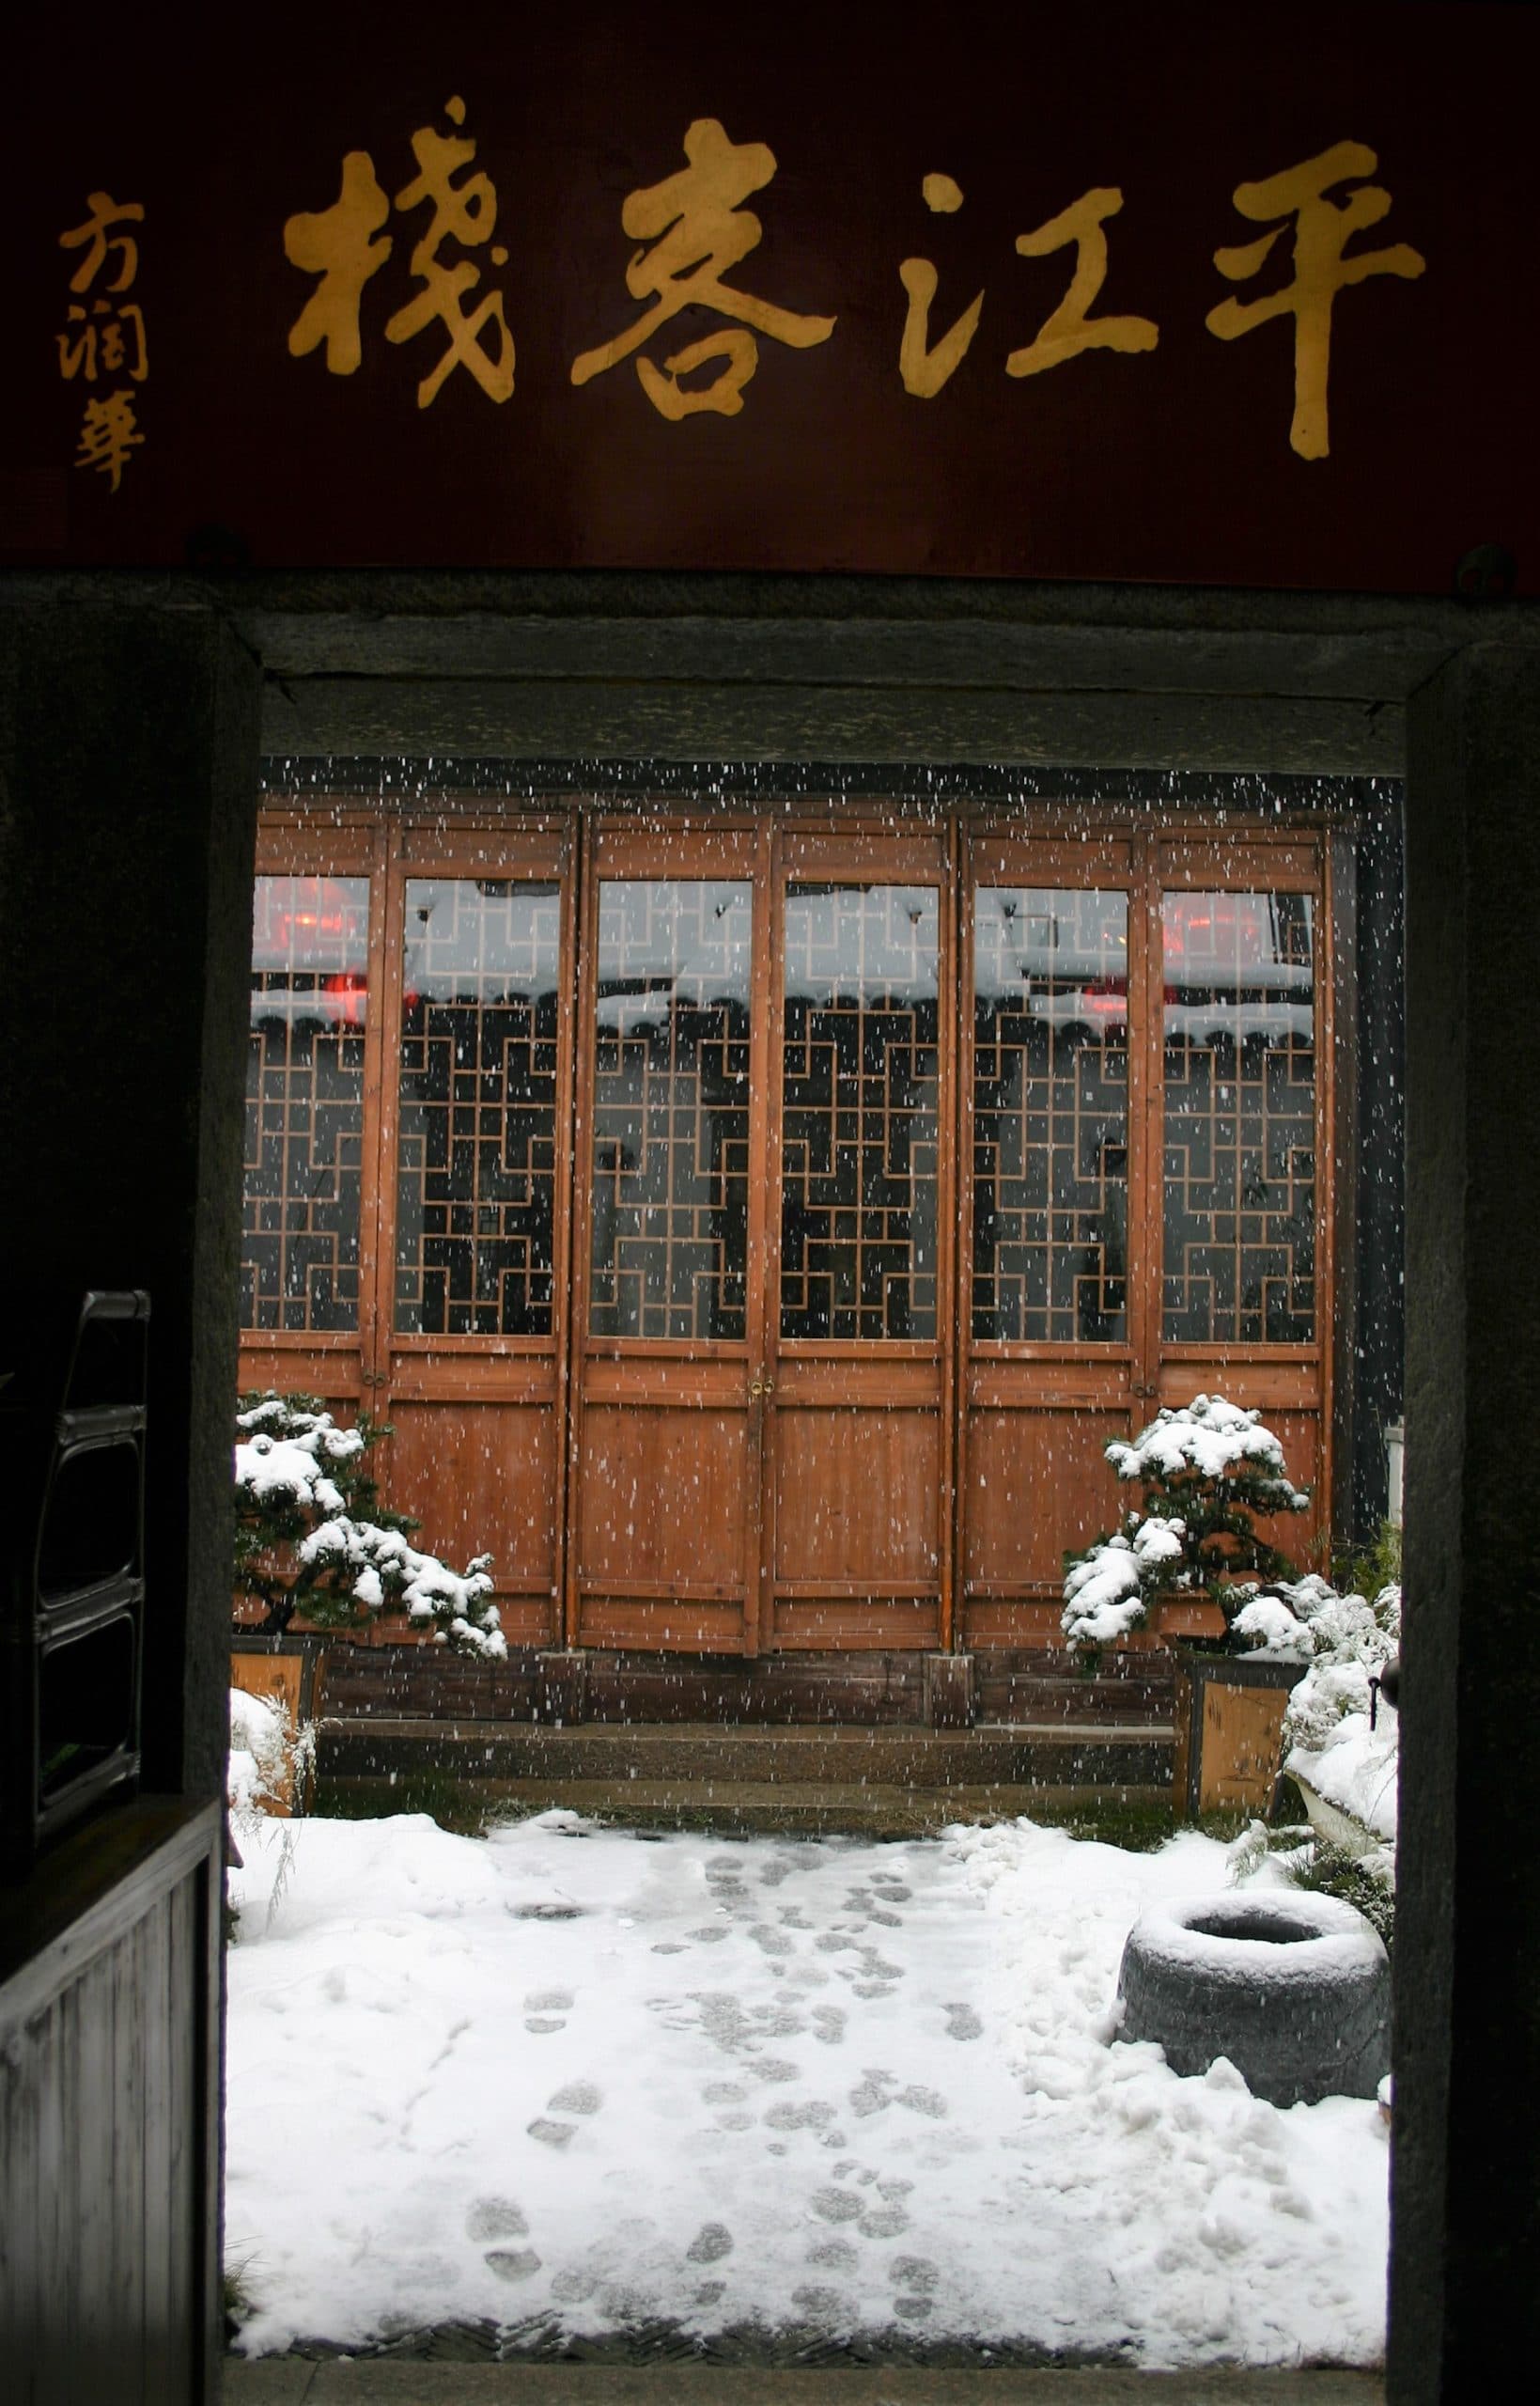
[
  {"x1": 1394, "y1": 637, "x2": 1540, "y2": 2395},
  {"x1": 1351, "y1": 790, "x2": 1407, "y2": 1541},
  {"x1": 0, "y1": 601, "x2": 261, "y2": 1801}
]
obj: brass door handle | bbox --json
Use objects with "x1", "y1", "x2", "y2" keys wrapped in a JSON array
[{"x1": 749, "y1": 1375, "x2": 776, "y2": 1399}]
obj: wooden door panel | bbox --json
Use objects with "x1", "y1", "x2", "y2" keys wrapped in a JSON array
[
  {"x1": 772, "y1": 1597, "x2": 941, "y2": 1649},
  {"x1": 568, "y1": 839, "x2": 766, "y2": 1651},
  {"x1": 772, "y1": 1409, "x2": 942, "y2": 1587},
  {"x1": 962, "y1": 1405, "x2": 1127, "y2": 1594},
  {"x1": 1260, "y1": 1409, "x2": 1324, "y2": 1565},
  {"x1": 1154, "y1": 843, "x2": 1330, "y2": 1570},
  {"x1": 767, "y1": 840, "x2": 955, "y2": 1648},
  {"x1": 957, "y1": 846, "x2": 1142, "y2": 1643},
  {"x1": 579, "y1": 1600, "x2": 749, "y2": 1651},
  {"x1": 236, "y1": 1346, "x2": 363, "y2": 1410},
  {"x1": 241, "y1": 833, "x2": 385, "y2": 1401},
  {"x1": 375, "y1": 834, "x2": 577, "y2": 1646},
  {"x1": 384, "y1": 1398, "x2": 560, "y2": 1646},
  {"x1": 576, "y1": 1403, "x2": 753, "y2": 1598},
  {"x1": 957, "y1": 824, "x2": 1333, "y2": 1648}
]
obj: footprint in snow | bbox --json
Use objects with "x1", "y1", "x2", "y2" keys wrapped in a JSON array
[
  {"x1": 891, "y1": 2255, "x2": 941, "y2": 2292},
  {"x1": 896, "y1": 2084, "x2": 948, "y2": 2118},
  {"x1": 848, "y1": 2070, "x2": 896, "y2": 2117},
  {"x1": 811, "y1": 2005, "x2": 847, "y2": 2044},
  {"x1": 763, "y1": 2098, "x2": 835, "y2": 2131},
  {"x1": 811, "y1": 2186, "x2": 865, "y2": 2224},
  {"x1": 548, "y1": 2080, "x2": 602, "y2": 2116},
  {"x1": 792, "y1": 2284, "x2": 848, "y2": 2319},
  {"x1": 522, "y1": 1986, "x2": 574, "y2": 2036},
  {"x1": 686, "y1": 2222, "x2": 734, "y2": 2263},
  {"x1": 485, "y1": 2248, "x2": 542, "y2": 2283},
  {"x1": 527, "y1": 2117, "x2": 577, "y2": 2148},
  {"x1": 944, "y1": 2001, "x2": 983, "y2": 2041},
  {"x1": 465, "y1": 2195, "x2": 527, "y2": 2242}
]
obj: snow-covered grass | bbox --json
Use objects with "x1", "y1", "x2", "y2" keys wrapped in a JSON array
[{"x1": 226, "y1": 1811, "x2": 1388, "y2": 2367}]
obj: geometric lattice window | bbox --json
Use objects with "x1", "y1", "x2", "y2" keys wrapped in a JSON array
[
  {"x1": 394, "y1": 880, "x2": 562, "y2": 1337},
  {"x1": 241, "y1": 875, "x2": 370, "y2": 1333},
  {"x1": 1162, "y1": 889, "x2": 1315, "y2": 1343},
  {"x1": 972, "y1": 886, "x2": 1128, "y2": 1342},
  {"x1": 588, "y1": 881, "x2": 752, "y2": 1342},
  {"x1": 780, "y1": 884, "x2": 940, "y2": 1341}
]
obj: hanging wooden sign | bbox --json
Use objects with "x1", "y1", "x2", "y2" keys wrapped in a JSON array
[{"x1": 3, "y1": 0, "x2": 1533, "y2": 589}]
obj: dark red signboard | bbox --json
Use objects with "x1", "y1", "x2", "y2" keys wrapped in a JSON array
[{"x1": 4, "y1": 0, "x2": 1535, "y2": 589}]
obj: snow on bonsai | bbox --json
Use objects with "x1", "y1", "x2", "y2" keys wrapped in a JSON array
[
  {"x1": 1061, "y1": 1394, "x2": 1309, "y2": 1651},
  {"x1": 1234, "y1": 1572, "x2": 1401, "y2": 1852},
  {"x1": 234, "y1": 1393, "x2": 506, "y2": 1658},
  {"x1": 227, "y1": 1683, "x2": 295, "y2": 1821}
]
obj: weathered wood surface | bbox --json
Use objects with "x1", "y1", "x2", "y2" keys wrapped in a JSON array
[
  {"x1": 314, "y1": 1641, "x2": 1175, "y2": 1731},
  {"x1": 261, "y1": 678, "x2": 1405, "y2": 775},
  {"x1": 0, "y1": 1797, "x2": 222, "y2": 2406},
  {"x1": 228, "y1": 1654, "x2": 307, "y2": 1816}
]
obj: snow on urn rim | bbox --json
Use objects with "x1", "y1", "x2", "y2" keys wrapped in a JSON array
[{"x1": 1125, "y1": 1889, "x2": 1388, "y2": 1988}]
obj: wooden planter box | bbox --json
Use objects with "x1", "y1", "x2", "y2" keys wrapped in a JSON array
[
  {"x1": 1118, "y1": 1595, "x2": 1229, "y2": 1649},
  {"x1": 1172, "y1": 1648, "x2": 1308, "y2": 1820},
  {"x1": 228, "y1": 1633, "x2": 329, "y2": 1816}
]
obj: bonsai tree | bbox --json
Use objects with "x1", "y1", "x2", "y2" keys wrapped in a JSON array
[
  {"x1": 1228, "y1": 1573, "x2": 1401, "y2": 1942},
  {"x1": 1062, "y1": 1392, "x2": 1309, "y2": 1651},
  {"x1": 234, "y1": 1393, "x2": 506, "y2": 1658}
]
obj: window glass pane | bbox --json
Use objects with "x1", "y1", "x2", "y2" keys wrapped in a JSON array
[
  {"x1": 588, "y1": 880, "x2": 752, "y2": 1342},
  {"x1": 1162, "y1": 889, "x2": 1315, "y2": 1343},
  {"x1": 242, "y1": 874, "x2": 370, "y2": 1333},
  {"x1": 972, "y1": 886, "x2": 1128, "y2": 1342},
  {"x1": 395, "y1": 879, "x2": 562, "y2": 1336},
  {"x1": 781, "y1": 883, "x2": 939, "y2": 1342}
]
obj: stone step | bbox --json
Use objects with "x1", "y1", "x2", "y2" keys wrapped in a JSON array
[
  {"x1": 317, "y1": 1717, "x2": 1174, "y2": 1796},
  {"x1": 317, "y1": 1774, "x2": 1175, "y2": 1839}
]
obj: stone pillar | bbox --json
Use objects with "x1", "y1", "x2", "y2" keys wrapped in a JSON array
[
  {"x1": 1393, "y1": 637, "x2": 1540, "y2": 2396},
  {"x1": 0, "y1": 596, "x2": 261, "y2": 1804}
]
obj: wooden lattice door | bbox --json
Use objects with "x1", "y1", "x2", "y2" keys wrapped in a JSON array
[
  {"x1": 567, "y1": 820, "x2": 955, "y2": 1655},
  {"x1": 761, "y1": 830, "x2": 956, "y2": 1652},
  {"x1": 957, "y1": 825, "x2": 1331, "y2": 1639},
  {"x1": 242, "y1": 804, "x2": 1332, "y2": 1664},
  {"x1": 239, "y1": 814, "x2": 577, "y2": 1647},
  {"x1": 370, "y1": 820, "x2": 577, "y2": 1646},
  {"x1": 567, "y1": 824, "x2": 770, "y2": 1652},
  {"x1": 241, "y1": 814, "x2": 386, "y2": 1439}
]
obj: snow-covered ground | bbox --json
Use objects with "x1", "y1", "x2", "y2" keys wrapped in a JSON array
[{"x1": 226, "y1": 1811, "x2": 1387, "y2": 2367}]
